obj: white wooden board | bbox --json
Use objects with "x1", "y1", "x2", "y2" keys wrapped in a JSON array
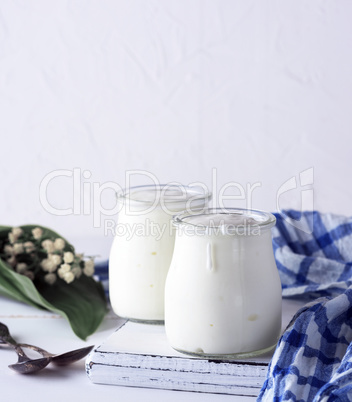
[{"x1": 86, "y1": 299, "x2": 305, "y2": 397}]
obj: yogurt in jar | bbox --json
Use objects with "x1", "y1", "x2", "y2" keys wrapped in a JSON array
[
  {"x1": 109, "y1": 185, "x2": 211, "y2": 323},
  {"x1": 165, "y1": 208, "x2": 282, "y2": 357}
]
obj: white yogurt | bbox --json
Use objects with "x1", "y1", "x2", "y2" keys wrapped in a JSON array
[
  {"x1": 109, "y1": 185, "x2": 211, "y2": 323},
  {"x1": 165, "y1": 209, "x2": 282, "y2": 357}
]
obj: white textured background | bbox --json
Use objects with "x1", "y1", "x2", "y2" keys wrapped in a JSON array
[{"x1": 1, "y1": 0, "x2": 352, "y2": 254}]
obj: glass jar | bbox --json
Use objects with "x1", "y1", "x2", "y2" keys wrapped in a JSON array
[
  {"x1": 109, "y1": 184, "x2": 211, "y2": 323},
  {"x1": 165, "y1": 208, "x2": 282, "y2": 358}
]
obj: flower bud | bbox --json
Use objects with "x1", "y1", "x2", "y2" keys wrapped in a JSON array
[
  {"x1": 12, "y1": 227, "x2": 23, "y2": 238},
  {"x1": 63, "y1": 271, "x2": 75, "y2": 284},
  {"x1": 9, "y1": 227, "x2": 23, "y2": 244},
  {"x1": 13, "y1": 243, "x2": 24, "y2": 255},
  {"x1": 23, "y1": 271, "x2": 35, "y2": 280},
  {"x1": 16, "y1": 262, "x2": 28, "y2": 274},
  {"x1": 8, "y1": 233, "x2": 15, "y2": 244},
  {"x1": 54, "y1": 238, "x2": 65, "y2": 251},
  {"x1": 41, "y1": 258, "x2": 57, "y2": 273},
  {"x1": 58, "y1": 263, "x2": 71, "y2": 278},
  {"x1": 32, "y1": 227, "x2": 43, "y2": 240},
  {"x1": 63, "y1": 251, "x2": 74, "y2": 264},
  {"x1": 71, "y1": 266, "x2": 82, "y2": 278},
  {"x1": 7, "y1": 255, "x2": 16, "y2": 267},
  {"x1": 83, "y1": 260, "x2": 94, "y2": 276},
  {"x1": 24, "y1": 241, "x2": 35, "y2": 253},
  {"x1": 42, "y1": 239, "x2": 55, "y2": 253},
  {"x1": 49, "y1": 254, "x2": 62, "y2": 266},
  {"x1": 44, "y1": 273, "x2": 57, "y2": 285},
  {"x1": 4, "y1": 245, "x2": 14, "y2": 255}
]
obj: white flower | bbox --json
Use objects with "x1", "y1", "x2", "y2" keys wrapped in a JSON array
[
  {"x1": 71, "y1": 266, "x2": 82, "y2": 278},
  {"x1": 63, "y1": 251, "x2": 74, "y2": 264},
  {"x1": 8, "y1": 233, "x2": 15, "y2": 244},
  {"x1": 40, "y1": 258, "x2": 57, "y2": 273},
  {"x1": 13, "y1": 243, "x2": 24, "y2": 255},
  {"x1": 44, "y1": 273, "x2": 57, "y2": 285},
  {"x1": 83, "y1": 260, "x2": 94, "y2": 276},
  {"x1": 63, "y1": 271, "x2": 75, "y2": 284},
  {"x1": 12, "y1": 227, "x2": 23, "y2": 238},
  {"x1": 54, "y1": 238, "x2": 65, "y2": 251},
  {"x1": 32, "y1": 227, "x2": 43, "y2": 240},
  {"x1": 49, "y1": 253, "x2": 62, "y2": 266},
  {"x1": 16, "y1": 262, "x2": 28, "y2": 274},
  {"x1": 23, "y1": 271, "x2": 34, "y2": 280},
  {"x1": 58, "y1": 263, "x2": 71, "y2": 278},
  {"x1": 41, "y1": 239, "x2": 55, "y2": 253},
  {"x1": 4, "y1": 245, "x2": 13, "y2": 255},
  {"x1": 24, "y1": 241, "x2": 35, "y2": 253},
  {"x1": 9, "y1": 227, "x2": 23, "y2": 243},
  {"x1": 7, "y1": 255, "x2": 16, "y2": 267}
]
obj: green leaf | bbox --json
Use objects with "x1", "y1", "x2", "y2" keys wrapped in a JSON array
[
  {"x1": 40, "y1": 275, "x2": 107, "y2": 340},
  {"x1": 0, "y1": 225, "x2": 108, "y2": 340}
]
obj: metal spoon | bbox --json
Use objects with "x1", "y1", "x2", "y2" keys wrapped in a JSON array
[
  {"x1": 17, "y1": 343, "x2": 94, "y2": 366},
  {"x1": 0, "y1": 323, "x2": 94, "y2": 367},
  {"x1": 0, "y1": 323, "x2": 51, "y2": 374}
]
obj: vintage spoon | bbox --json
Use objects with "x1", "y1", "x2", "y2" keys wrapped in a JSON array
[
  {"x1": 0, "y1": 323, "x2": 51, "y2": 374},
  {"x1": 17, "y1": 343, "x2": 94, "y2": 366},
  {"x1": 0, "y1": 322, "x2": 94, "y2": 367}
]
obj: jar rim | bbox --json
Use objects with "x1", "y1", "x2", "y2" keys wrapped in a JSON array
[
  {"x1": 173, "y1": 208, "x2": 276, "y2": 235},
  {"x1": 116, "y1": 184, "x2": 212, "y2": 205}
]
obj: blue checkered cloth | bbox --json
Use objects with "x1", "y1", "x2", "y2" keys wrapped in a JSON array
[
  {"x1": 274, "y1": 210, "x2": 352, "y2": 298},
  {"x1": 258, "y1": 210, "x2": 352, "y2": 401},
  {"x1": 94, "y1": 260, "x2": 109, "y2": 298}
]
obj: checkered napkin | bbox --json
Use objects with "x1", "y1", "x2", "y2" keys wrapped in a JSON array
[
  {"x1": 273, "y1": 210, "x2": 352, "y2": 298},
  {"x1": 258, "y1": 210, "x2": 352, "y2": 401},
  {"x1": 93, "y1": 259, "x2": 109, "y2": 298}
]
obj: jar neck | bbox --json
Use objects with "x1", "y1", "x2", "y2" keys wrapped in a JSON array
[
  {"x1": 173, "y1": 208, "x2": 276, "y2": 237},
  {"x1": 117, "y1": 184, "x2": 212, "y2": 215}
]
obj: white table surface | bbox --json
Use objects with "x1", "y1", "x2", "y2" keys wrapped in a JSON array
[
  {"x1": 0, "y1": 236, "x2": 305, "y2": 402},
  {"x1": 0, "y1": 296, "x2": 305, "y2": 402}
]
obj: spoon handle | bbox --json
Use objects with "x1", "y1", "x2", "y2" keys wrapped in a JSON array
[
  {"x1": 2, "y1": 338, "x2": 32, "y2": 362},
  {"x1": 0, "y1": 322, "x2": 32, "y2": 362},
  {"x1": 18, "y1": 343, "x2": 52, "y2": 358}
]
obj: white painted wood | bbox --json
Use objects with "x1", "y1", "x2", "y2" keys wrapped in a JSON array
[
  {"x1": 1, "y1": 296, "x2": 255, "y2": 402},
  {"x1": 86, "y1": 298, "x2": 305, "y2": 396}
]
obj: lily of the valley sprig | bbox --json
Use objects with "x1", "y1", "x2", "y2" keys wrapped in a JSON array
[
  {"x1": 0, "y1": 224, "x2": 107, "y2": 340},
  {"x1": 2, "y1": 226, "x2": 95, "y2": 286}
]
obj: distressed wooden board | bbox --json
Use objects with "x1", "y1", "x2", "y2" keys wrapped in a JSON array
[
  {"x1": 87, "y1": 365, "x2": 266, "y2": 396},
  {"x1": 86, "y1": 299, "x2": 304, "y2": 396}
]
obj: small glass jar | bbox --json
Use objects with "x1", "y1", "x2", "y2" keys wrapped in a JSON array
[
  {"x1": 109, "y1": 184, "x2": 211, "y2": 323},
  {"x1": 165, "y1": 208, "x2": 282, "y2": 358}
]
